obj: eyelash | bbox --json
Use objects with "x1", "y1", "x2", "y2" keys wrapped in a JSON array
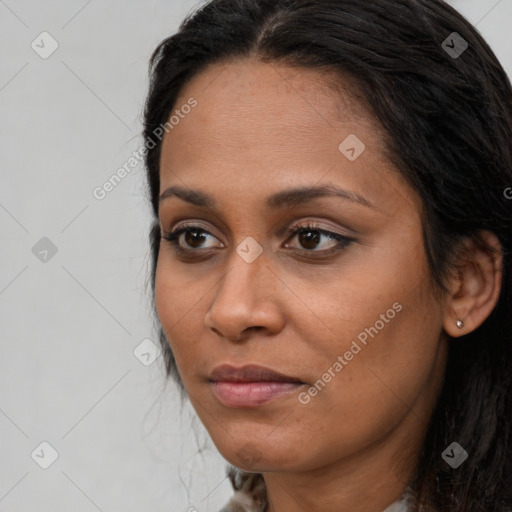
[{"x1": 161, "y1": 222, "x2": 355, "y2": 258}]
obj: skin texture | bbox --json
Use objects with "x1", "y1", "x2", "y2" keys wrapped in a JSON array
[{"x1": 154, "y1": 59, "x2": 503, "y2": 512}]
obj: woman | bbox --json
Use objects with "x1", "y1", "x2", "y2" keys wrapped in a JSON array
[{"x1": 142, "y1": 0, "x2": 512, "y2": 510}]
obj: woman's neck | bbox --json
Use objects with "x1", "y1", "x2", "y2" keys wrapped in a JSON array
[{"x1": 262, "y1": 409, "x2": 423, "y2": 512}]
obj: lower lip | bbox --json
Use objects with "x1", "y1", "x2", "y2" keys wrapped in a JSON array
[{"x1": 210, "y1": 381, "x2": 304, "y2": 408}]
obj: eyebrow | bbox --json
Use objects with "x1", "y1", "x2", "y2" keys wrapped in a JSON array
[{"x1": 158, "y1": 183, "x2": 375, "y2": 210}]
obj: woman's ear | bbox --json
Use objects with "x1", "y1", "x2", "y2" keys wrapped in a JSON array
[{"x1": 443, "y1": 230, "x2": 503, "y2": 338}]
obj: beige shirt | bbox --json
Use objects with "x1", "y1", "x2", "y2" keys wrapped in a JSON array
[{"x1": 219, "y1": 466, "x2": 412, "y2": 512}]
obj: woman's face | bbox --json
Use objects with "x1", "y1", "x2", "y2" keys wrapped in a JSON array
[{"x1": 155, "y1": 59, "x2": 449, "y2": 474}]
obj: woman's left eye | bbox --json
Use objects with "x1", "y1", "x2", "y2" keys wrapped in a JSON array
[{"x1": 284, "y1": 223, "x2": 355, "y2": 254}]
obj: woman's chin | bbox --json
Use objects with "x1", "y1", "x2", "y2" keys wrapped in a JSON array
[
  {"x1": 223, "y1": 452, "x2": 333, "y2": 475},
  {"x1": 214, "y1": 438, "x2": 305, "y2": 473}
]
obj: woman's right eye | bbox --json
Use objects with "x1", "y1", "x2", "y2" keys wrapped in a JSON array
[{"x1": 161, "y1": 226, "x2": 223, "y2": 252}]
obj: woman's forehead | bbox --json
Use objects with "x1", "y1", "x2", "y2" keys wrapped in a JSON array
[
  {"x1": 159, "y1": 59, "x2": 418, "y2": 216},
  {"x1": 174, "y1": 58, "x2": 377, "y2": 131}
]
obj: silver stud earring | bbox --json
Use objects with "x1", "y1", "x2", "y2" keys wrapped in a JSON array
[{"x1": 456, "y1": 320, "x2": 464, "y2": 329}]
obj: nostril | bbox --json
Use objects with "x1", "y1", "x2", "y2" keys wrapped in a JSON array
[{"x1": 235, "y1": 326, "x2": 265, "y2": 342}]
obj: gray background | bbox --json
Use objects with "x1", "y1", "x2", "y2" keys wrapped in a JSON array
[{"x1": 0, "y1": 1, "x2": 511, "y2": 511}]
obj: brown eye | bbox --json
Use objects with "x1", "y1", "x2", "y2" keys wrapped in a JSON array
[
  {"x1": 285, "y1": 223, "x2": 354, "y2": 254},
  {"x1": 183, "y1": 229, "x2": 208, "y2": 249},
  {"x1": 162, "y1": 226, "x2": 223, "y2": 251},
  {"x1": 298, "y1": 230, "x2": 322, "y2": 250}
]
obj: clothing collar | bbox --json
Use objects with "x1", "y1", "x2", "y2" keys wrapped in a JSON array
[{"x1": 219, "y1": 466, "x2": 413, "y2": 512}]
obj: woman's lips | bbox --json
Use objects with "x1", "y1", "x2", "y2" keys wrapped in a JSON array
[
  {"x1": 209, "y1": 364, "x2": 306, "y2": 408},
  {"x1": 210, "y1": 381, "x2": 304, "y2": 408}
]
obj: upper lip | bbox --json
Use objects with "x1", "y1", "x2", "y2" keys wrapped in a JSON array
[{"x1": 209, "y1": 364, "x2": 304, "y2": 383}]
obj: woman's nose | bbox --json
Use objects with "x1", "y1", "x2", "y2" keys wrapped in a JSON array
[{"x1": 204, "y1": 242, "x2": 285, "y2": 342}]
